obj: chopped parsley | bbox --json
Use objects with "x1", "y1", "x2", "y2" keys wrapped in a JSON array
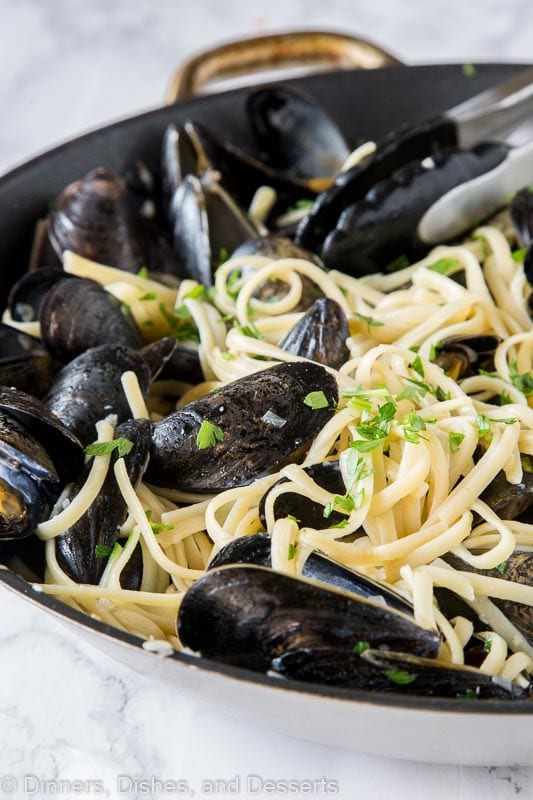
[
  {"x1": 410, "y1": 354, "x2": 425, "y2": 378},
  {"x1": 353, "y1": 641, "x2": 370, "y2": 655},
  {"x1": 352, "y1": 311, "x2": 384, "y2": 332},
  {"x1": 448, "y1": 432, "x2": 465, "y2": 453},
  {"x1": 457, "y1": 688, "x2": 478, "y2": 700},
  {"x1": 496, "y1": 560, "x2": 508, "y2": 575},
  {"x1": 462, "y1": 63, "x2": 476, "y2": 78},
  {"x1": 85, "y1": 437, "x2": 134, "y2": 459},
  {"x1": 401, "y1": 412, "x2": 427, "y2": 444},
  {"x1": 137, "y1": 266, "x2": 149, "y2": 279},
  {"x1": 159, "y1": 301, "x2": 200, "y2": 342},
  {"x1": 351, "y1": 400, "x2": 396, "y2": 453},
  {"x1": 511, "y1": 248, "x2": 528, "y2": 263},
  {"x1": 145, "y1": 509, "x2": 173, "y2": 535},
  {"x1": 285, "y1": 514, "x2": 300, "y2": 523},
  {"x1": 196, "y1": 420, "x2": 224, "y2": 450},
  {"x1": 483, "y1": 637, "x2": 492, "y2": 653},
  {"x1": 218, "y1": 247, "x2": 230, "y2": 265},
  {"x1": 287, "y1": 542, "x2": 298, "y2": 560},
  {"x1": 138, "y1": 291, "x2": 157, "y2": 301},
  {"x1": 476, "y1": 413, "x2": 491, "y2": 439},
  {"x1": 330, "y1": 518, "x2": 350, "y2": 529},
  {"x1": 233, "y1": 320, "x2": 262, "y2": 340},
  {"x1": 221, "y1": 351, "x2": 235, "y2": 361},
  {"x1": 509, "y1": 360, "x2": 533, "y2": 397},
  {"x1": 428, "y1": 257, "x2": 460, "y2": 275},
  {"x1": 303, "y1": 390, "x2": 329, "y2": 410},
  {"x1": 385, "y1": 254, "x2": 410, "y2": 273},
  {"x1": 285, "y1": 198, "x2": 314, "y2": 214},
  {"x1": 120, "y1": 302, "x2": 132, "y2": 316},
  {"x1": 95, "y1": 544, "x2": 112, "y2": 559},
  {"x1": 183, "y1": 285, "x2": 205, "y2": 300},
  {"x1": 383, "y1": 669, "x2": 417, "y2": 686},
  {"x1": 521, "y1": 455, "x2": 533, "y2": 474}
]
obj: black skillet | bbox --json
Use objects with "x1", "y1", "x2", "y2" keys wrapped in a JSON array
[{"x1": 0, "y1": 31, "x2": 531, "y2": 752}]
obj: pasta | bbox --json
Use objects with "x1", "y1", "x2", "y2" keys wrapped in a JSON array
[{"x1": 29, "y1": 220, "x2": 533, "y2": 692}]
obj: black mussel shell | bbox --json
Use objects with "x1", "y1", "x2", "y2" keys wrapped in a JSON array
[
  {"x1": 55, "y1": 418, "x2": 151, "y2": 584},
  {"x1": 182, "y1": 120, "x2": 316, "y2": 216},
  {"x1": 231, "y1": 234, "x2": 324, "y2": 311},
  {"x1": 39, "y1": 277, "x2": 142, "y2": 362},
  {"x1": 0, "y1": 386, "x2": 83, "y2": 481},
  {"x1": 280, "y1": 297, "x2": 349, "y2": 368},
  {"x1": 44, "y1": 344, "x2": 151, "y2": 446},
  {"x1": 273, "y1": 647, "x2": 527, "y2": 699},
  {"x1": 434, "y1": 334, "x2": 501, "y2": 381},
  {"x1": 208, "y1": 533, "x2": 413, "y2": 615},
  {"x1": 139, "y1": 337, "x2": 177, "y2": 381},
  {"x1": 0, "y1": 410, "x2": 60, "y2": 541},
  {"x1": 8, "y1": 268, "x2": 71, "y2": 323},
  {"x1": 246, "y1": 86, "x2": 349, "y2": 185},
  {"x1": 259, "y1": 460, "x2": 346, "y2": 529},
  {"x1": 119, "y1": 542, "x2": 144, "y2": 591},
  {"x1": 510, "y1": 187, "x2": 533, "y2": 248},
  {"x1": 320, "y1": 143, "x2": 509, "y2": 275},
  {"x1": 48, "y1": 167, "x2": 145, "y2": 271},
  {"x1": 480, "y1": 468, "x2": 533, "y2": 521},
  {"x1": 177, "y1": 565, "x2": 440, "y2": 671},
  {"x1": 172, "y1": 174, "x2": 258, "y2": 286},
  {"x1": 0, "y1": 324, "x2": 56, "y2": 397},
  {"x1": 525, "y1": 247, "x2": 533, "y2": 286},
  {"x1": 162, "y1": 124, "x2": 200, "y2": 215},
  {"x1": 147, "y1": 361, "x2": 338, "y2": 492}
]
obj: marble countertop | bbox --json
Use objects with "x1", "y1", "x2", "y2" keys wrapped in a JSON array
[{"x1": 1, "y1": 1, "x2": 533, "y2": 797}]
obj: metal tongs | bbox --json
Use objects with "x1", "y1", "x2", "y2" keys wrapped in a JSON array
[
  {"x1": 297, "y1": 67, "x2": 533, "y2": 265},
  {"x1": 419, "y1": 67, "x2": 533, "y2": 242}
]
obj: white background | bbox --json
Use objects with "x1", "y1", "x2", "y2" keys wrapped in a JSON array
[{"x1": 1, "y1": 1, "x2": 533, "y2": 797}]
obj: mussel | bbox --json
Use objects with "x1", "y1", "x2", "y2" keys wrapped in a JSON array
[
  {"x1": 209, "y1": 534, "x2": 413, "y2": 615},
  {"x1": 147, "y1": 361, "x2": 338, "y2": 492},
  {"x1": 0, "y1": 323, "x2": 56, "y2": 397},
  {"x1": 434, "y1": 334, "x2": 501, "y2": 381},
  {"x1": 44, "y1": 344, "x2": 151, "y2": 446},
  {"x1": 177, "y1": 564, "x2": 440, "y2": 671},
  {"x1": 0, "y1": 388, "x2": 83, "y2": 540},
  {"x1": 279, "y1": 297, "x2": 350, "y2": 368},
  {"x1": 55, "y1": 418, "x2": 151, "y2": 584}
]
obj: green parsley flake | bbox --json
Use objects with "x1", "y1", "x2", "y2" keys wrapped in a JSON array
[
  {"x1": 139, "y1": 291, "x2": 157, "y2": 301},
  {"x1": 196, "y1": 420, "x2": 224, "y2": 450},
  {"x1": 85, "y1": 437, "x2": 134, "y2": 459},
  {"x1": 95, "y1": 544, "x2": 112, "y2": 558},
  {"x1": 448, "y1": 432, "x2": 465, "y2": 453},
  {"x1": 383, "y1": 669, "x2": 417, "y2": 686},
  {"x1": 120, "y1": 302, "x2": 132, "y2": 315},
  {"x1": 457, "y1": 688, "x2": 478, "y2": 700},
  {"x1": 496, "y1": 560, "x2": 508, "y2": 575},
  {"x1": 285, "y1": 198, "x2": 314, "y2": 214},
  {"x1": 352, "y1": 311, "x2": 384, "y2": 332},
  {"x1": 410, "y1": 354, "x2": 425, "y2": 378},
  {"x1": 218, "y1": 247, "x2": 230, "y2": 265},
  {"x1": 509, "y1": 360, "x2": 533, "y2": 397},
  {"x1": 476, "y1": 413, "x2": 491, "y2": 439},
  {"x1": 353, "y1": 641, "x2": 370, "y2": 655},
  {"x1": 511, "y1": 248, "x2": 528, "y2": 263},
  {"x1": 428, "y1": 257, "x2": 460, "y2": 275},
  {"x1": 303, "y1": 390, "x2": 329, "y2": 410},
  {"x1": 402, "y1": 412, "x2": 427, "y2": 444},
  {"x1": 221, "y1": 351, "x2": 235, "y2": 361},
  {"x1": 330, "y1": 518, "x2": 350, "y2": 530},
  {"x1": 483, "y1": 637, "x2": 492, "y2": 653},
  {"x1": 145, "y1": 509, "x2": 173, "y2": 535},
  {"x1": 462, "y1": 63, "x2": 476, "y2": 78},
  {"x1": 285, "y1": 514, "x2": 301, "y2": 523},
  {"x1": 233, "y1": 321, "x2": 262, "y2": 340},
  {"x1": 521, "y1": 455, "x2": 533, "y2": 474},
  {"x1": 288, "y1": 542, "x2": 298, "y2": 560},
  {"x1": 385, "y1": 254, "x2": 410, "y2": 273},
  {"x1": 137, "y1": 267, "x2": 149, "y2": 279},
  {"x1": 184, "y1": 285, "x2": 205, "y2": 300}
]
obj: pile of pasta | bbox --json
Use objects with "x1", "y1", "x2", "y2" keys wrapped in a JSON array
[{"x1": 23, "y1": 223, "x2": 533, "y2": 688}]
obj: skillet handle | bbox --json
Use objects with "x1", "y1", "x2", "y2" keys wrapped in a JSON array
[{"x1": 166, "y1": 30, "x2": 403, "y2": 102}]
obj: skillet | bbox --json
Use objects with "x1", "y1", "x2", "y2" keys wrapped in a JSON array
[{"x1": 0, "y1": 31, "x2": 531, "y2": 765}]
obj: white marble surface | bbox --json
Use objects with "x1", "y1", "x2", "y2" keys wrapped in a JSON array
[{"x1": 1, "y1": 1, "x2": 533, "y2": 797}]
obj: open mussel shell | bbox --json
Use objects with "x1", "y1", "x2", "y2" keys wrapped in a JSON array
[
  {"x1": 280, "y1": 297, "x2": 349, "y2": 369},
  {"x1": 0, "y1": 386, "x2": 83, "y2": 481},
  {"x1": 39, "y1": 276, "x2": 143, "y2": 362},
  {"x1": 0, "y1": 323, "x2": 56, "y2": 397},
  {"x1": 273, "y1": 647, "x2": 526, "y2": 699},
  {"x1": 208, "y1": 533, "x2": 413, "y2": 616},
  {"x1": 44, "y1": 344, "x2": 151, "y2": 447},
  {"x1": 258, "y1": 460, "x2": 347, "y2": 529},
  {"x1": 181, "y1": 120, "x2": 316, "y2": 216},
  {"x1": 147, "y1": 361, "x2": 338, "y2": 492},
  {"x1": 510, "y1": 187, "x2": 533, "y2": 248},
  {"x1": 177, "y1": 564, "x2": 440, "y2": 672},
  {"x1": 0, "y1": 411, "x2": 60, "y2": 541},
  {"x1": 434, "y1": 334, "x2": 501, "y2": 381},
  {"x1": 246, "y1": 86, "x2": 349, "y2": 188},
  {"x1": 8, "y1": 268, "x2": 72, "y2": 323},
  {"x1": 479, "y1": 468, "x2": 533, "y2": 522},
  {"x1": 171, "y1": 174, "x2": 258, "y2": 286},
  {"x1": 55, "y1": 418, "x2": 151, "y2": 584}
]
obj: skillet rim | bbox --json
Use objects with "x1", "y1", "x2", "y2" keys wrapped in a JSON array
[{"x1": 0, "y1": 61, "x2": 532, "y2": 715}]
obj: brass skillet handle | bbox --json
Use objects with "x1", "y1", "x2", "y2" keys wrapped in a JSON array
[{"x1": 166, "y1": 30, "x2": 404, "y2": 103}]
